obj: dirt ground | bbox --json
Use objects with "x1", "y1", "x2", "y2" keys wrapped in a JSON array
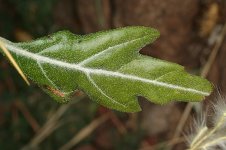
[{"x1": 0, "y1": 0, "x2": 226, "y2": 150}]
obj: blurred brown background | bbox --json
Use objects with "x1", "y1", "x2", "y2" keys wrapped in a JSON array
[{"x1": 0, "y1": 0, "x2": 226, "y2": 150}]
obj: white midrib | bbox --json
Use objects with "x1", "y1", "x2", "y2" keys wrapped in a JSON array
[{"x1": 5, "y1": 44, "x2": 209, "y2": 96}]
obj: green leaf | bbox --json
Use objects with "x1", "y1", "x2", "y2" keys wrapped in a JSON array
[{"x1": 0, "y1": 26, "x2": 212, "y2": 112}]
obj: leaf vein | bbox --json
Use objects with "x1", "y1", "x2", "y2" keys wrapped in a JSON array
[
  {"x1": 37, "y1": 62, "x2": 59, "y2": 89},
  {"x1": 38, "y1": 43, "x2": 64, "y2": 54},
  {"x1": 5, "y1": 44, "x2": 209, "y2": 96},
  {"x1": 86, "y1": 73, "x2": 126, "y2": 107},
  {"x1": 78, "y1": 36, "x2": 148, "y2": 66}
]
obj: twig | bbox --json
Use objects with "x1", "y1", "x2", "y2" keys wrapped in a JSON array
[
  {"x1": 109, "y1": 111, "x2": 127, "y2": 134},
  {"x1": 172, "y1": 23, "x2": 226, "y2": 146},
  {"x1": 59, "y1": 113, "x2": 110, "y2": 150},
  {"x1": 23, "y1": 95, "x2": 84, "y2": 149},
  {"x1": 15, "y1": 100, "x2": 40, "y2": 133},
  {"x1": 0, "y1": 40, "x2": 30, "y2": 85},
  {"x1": 140, "y1": 137, "x2": 186, "y2": 150},
  {"x1": 172, "y1": 103, "x2": 194, "y2": 140},
  {"x1": 201, "y1": 23, "x2": 226, "y2": 77}
]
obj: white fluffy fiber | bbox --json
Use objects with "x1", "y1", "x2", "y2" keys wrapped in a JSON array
[{"x1": 187, "y1": 96, "x2": 226, "y2": 150}]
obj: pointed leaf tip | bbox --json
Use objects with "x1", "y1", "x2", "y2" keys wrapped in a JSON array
[{"x1": 0, "y1": 26, "x2": 212, "y2": 112}]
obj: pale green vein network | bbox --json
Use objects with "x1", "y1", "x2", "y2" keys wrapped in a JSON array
[
  {"x1": 4, "y1": 42, "x2": 209, "y2": 96},
  {"x1": 78, "y1": 36, "x2": 148, "y2": 66},
  {"x1": 86, "y1": 73, "x2": 126, "y2": 107}
]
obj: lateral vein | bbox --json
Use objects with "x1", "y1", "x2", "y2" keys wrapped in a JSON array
[
  {"x1": 5, "y1": 43, "x2": 209, "y2": 96},
  {"x1": 78, "y1": 36, "x2": 148, "y2": 66}
]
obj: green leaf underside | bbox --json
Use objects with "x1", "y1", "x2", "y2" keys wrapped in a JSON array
[{"x1": 0, "y1": 26, "x2": 212, "y2": 112}]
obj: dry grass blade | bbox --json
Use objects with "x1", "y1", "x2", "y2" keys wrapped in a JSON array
[
  {"x1": 59, "y1": 113, "x2": 110, "y2": 150},
  {"x1": 0, "y1": 40, "x2": 30, "y2": 85},
  {"x1": 109, "y1": 111, "x2": 127, "y2": 134},
  {"x1": 172, "y1": 23, "x2": 226, "y2": 147},
  {"x1": 23, "y1": 95, "x2": 84, "y2": 149},
  {"x1": 24, "y1": 104, "x2": 71, "y2": 149},
  {"x1": 15, "y1": 100, "x2": 40, "y2": 132},
  {"x1": 201, "y1": 23, "x2": 226, "y2": 77},
  {"x1": 173, "y1": 103, "x2": 194, "y2": 140},
  {"x1": 140, "y1": 137, "x2": 186, "y2": 150}
]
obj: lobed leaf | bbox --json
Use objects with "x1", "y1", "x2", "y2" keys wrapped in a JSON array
[{"x1": 0, "y1": 26, "x2": 212, "y2": 112}]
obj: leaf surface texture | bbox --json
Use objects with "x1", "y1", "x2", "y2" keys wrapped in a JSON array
[{"x1": 0, "y1": 26, "x2": 212, "y2": 112}]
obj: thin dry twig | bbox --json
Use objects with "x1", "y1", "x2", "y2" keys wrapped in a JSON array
[
  {"x1": 59, "y1": 113, "x2": 110, "y2": 150},
  {"x1": 59, "y1": 110, "x2": 127, "y2": 150},
  {"x1": 201, "y1": 23, "x2": 226, "y2": 77},
  {"x1": 172, "y1": 23, "x2": 226, "y2": 146},
  {"x1": 140, "y1": 136, "x2": 186, "y2": 150},
  {"x1": 109, "y1": 111, "x2": 127, "y2": 134},
  {"x1": 172, "y1": 103, "x2": 194, "y2": 142},
  {"x1": 0, "y1": 40, "x2": 30, "y2": 85},
  {"x1": 23, "y1": 95, "x2": 84, "y2": 149},
  {"x1": 15, "y1": 100, "x2": 40, "y2": 133},
  {"x1": 26, "y1": 104, "x2": 71, "y2": 148}
]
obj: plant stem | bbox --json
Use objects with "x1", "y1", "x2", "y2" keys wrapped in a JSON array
[
  {"x1": 190, "y1": 126, "x2": 208, "y2": 147},
  {"x1": 201, "y1": 136, "x2": 226, "y2": 149},
  {"x1": 190, "y1": 114, "x2": 226, "y2": 150}
]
